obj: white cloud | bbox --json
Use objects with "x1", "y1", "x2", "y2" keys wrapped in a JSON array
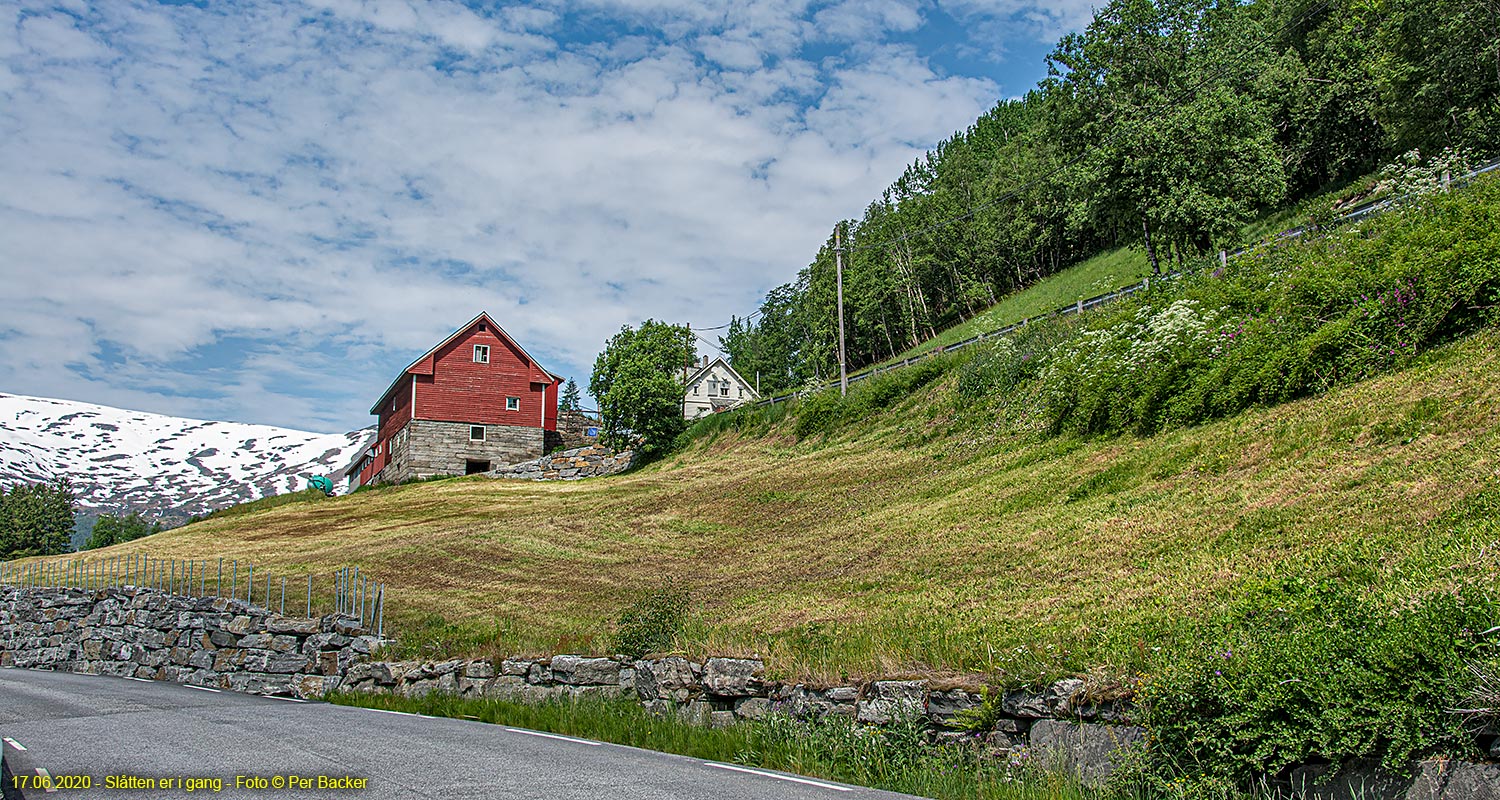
[{"x1": 0, "y1": 0, "x2": 1084, "y2": 431}]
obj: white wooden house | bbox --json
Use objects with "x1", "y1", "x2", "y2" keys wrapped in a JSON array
[{"x1": 683, "y1": 356, "x2": 759, "y2": 419}]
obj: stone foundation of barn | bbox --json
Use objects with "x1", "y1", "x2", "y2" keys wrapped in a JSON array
[{"x1": 373, "y1": 419, "x2": 543, "y2": 484}]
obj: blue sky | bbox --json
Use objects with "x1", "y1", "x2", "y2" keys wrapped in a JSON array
[{"x1": 0, "y1": 0, "x2": 1095, "y2": 433}]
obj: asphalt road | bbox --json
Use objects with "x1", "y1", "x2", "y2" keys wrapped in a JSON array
[{"x1": 0, "y1": 668, "x2": 923, "y2": 800}]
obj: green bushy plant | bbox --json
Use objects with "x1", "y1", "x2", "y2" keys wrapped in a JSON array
[
  {"x1": 612, "y1": 579, "x2": 692, "y2": 658},
  {"x1": 1033, "y1": 175, "x2": 1500, "y2": 437},
  {"x1": 794, "y1": 356, "x2": 955, "y2": 440},
  {"x1": 1135, "y1": 579, "x2": 1497, "y2": 796}
]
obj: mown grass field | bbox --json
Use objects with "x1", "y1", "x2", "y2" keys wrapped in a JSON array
[{"x1": 44, "y1": 324, "x2": 1500, "y2": 686}]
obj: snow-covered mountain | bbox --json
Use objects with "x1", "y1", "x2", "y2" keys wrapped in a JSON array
[{"x1": 0, "y1": 393, "x2": 373, "y2": 527}]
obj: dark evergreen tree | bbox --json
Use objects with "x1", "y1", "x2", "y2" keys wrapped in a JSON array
[{"x1": 560, "y1": 378, "x2": 582, "y2": 412}]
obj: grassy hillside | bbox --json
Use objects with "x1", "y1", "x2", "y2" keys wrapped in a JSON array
[
  {"x1": 877, "y1": 247, "x2": 1151, "y2": 367},
  {"x1": 20, "y1": 177, "x2": 1500, "y2": 792},
  {"x1": 45, "y1": 323, "x2": 1499, "y2": 685}
]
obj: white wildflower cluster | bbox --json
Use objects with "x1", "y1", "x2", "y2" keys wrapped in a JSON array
[
  {"x1": 1037, "y1": 301, "x2": 1221, "y2": 426},
  {"x1": 1374, "y1": 146, "x2": 1480, "y2": 203}
]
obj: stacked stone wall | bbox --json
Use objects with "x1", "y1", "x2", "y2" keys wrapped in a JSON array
[
  {"x1": 4, "y1": 586, "x2": 1495, "y2": 796},
  {"x1": 378, "y1": 419, "x2": 544, "y2": 483},
  {"x1": 548, "y1": 410, "x2": 603, "y2": 453},
  {"x1": 0, "y1": 586, "x2": 375, "y2": 699},
  {"x1": 487, "y1": 445, "x2": 635, "y2": 481}
]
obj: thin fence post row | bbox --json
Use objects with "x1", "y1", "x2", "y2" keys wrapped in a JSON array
[{"x1": 4, "y1": 557, "x2": 389, "y2": 638}]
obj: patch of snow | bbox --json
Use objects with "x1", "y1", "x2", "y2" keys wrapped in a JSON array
[{"x1": 0, "y1": 393, "x2": 374, "y2": 525}]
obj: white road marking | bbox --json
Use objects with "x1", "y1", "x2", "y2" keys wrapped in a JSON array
[
  {"x1": 268, "y1": 696, "x2": 305, "y2": 703},
  {"x1": 3, "y1": 737, "x2": 25, "y2": 751},
  {"x1": 36, "y1": 767, "x2": 57, "y2": 793},
  {"x1": 366, "y1": 708, "x2": 421, "y2": 717},
  {"x1": 127, "y1": 677, "x2": 153, "y2": 683},
  {"x1": 504, "y1": 728, "x2": 602, "y2": 747},
  {"x1": 705, "y1": 763, "x2": 854, "y2": 792},
  {"x1": 186, "y1": 685, "x2": 221, "y2": 693}
]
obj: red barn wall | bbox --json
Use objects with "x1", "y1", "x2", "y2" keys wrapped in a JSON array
[{"x1": 415, "y1": 324, "x2": 548, "y2": 428}]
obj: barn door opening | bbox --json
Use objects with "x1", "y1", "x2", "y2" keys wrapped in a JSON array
[{"x1": 465, "y1": 459, "x2": 491, "y2": 475}]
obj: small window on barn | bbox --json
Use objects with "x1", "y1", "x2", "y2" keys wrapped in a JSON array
[
  {"x1": 473, "y1": 344, "x2": 490, "y2": 363},
  {"x1": 506, "y1": 396, "x2": 520, "y2": 411},
  {"x1": 469, "y1": 425, "x2": 485, "y2": 442}
]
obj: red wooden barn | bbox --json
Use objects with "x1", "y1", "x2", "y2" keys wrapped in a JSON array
[{"x1": 353, "y1": 313, "x2": 563, "y2": 487}]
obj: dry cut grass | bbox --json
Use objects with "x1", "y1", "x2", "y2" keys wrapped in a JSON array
[{"x1": 32, "y1": 328, "x2": 1500, "y2": 685}]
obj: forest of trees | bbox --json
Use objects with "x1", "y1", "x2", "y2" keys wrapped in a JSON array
[
  {"x1": 0, "y1": 479, "x2": 76, "y2": 559},
  {"x1": 722, "y1": 0, "x2": 1500, "y2": 395}
]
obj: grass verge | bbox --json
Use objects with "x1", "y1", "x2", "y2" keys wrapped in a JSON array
[{"x1": 326, "y1": 691, "x2": 1114, "y2": 800}]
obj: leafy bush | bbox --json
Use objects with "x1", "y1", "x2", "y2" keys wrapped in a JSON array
[
  {"x1": 794, "y1": 356, "x2": 955, "y2": 440},
  {"x1": 612, "y1": 580, "x2": 692, "y2": 658},
  {"x1": 1134, "y1": 579, "x2": 1497, "y2": 796},
  {"x1": 1033, "y1": 175, "x2": 1500, "y2": 436}
]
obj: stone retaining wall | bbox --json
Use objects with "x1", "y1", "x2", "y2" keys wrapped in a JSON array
[
  {"x1": 486, "y1": 445, "x2": 635, "y2": 481},
  {"x1": 0, "y1": 586, "x2": 376, "y2": 698},
  {"x1": 4, "y1": 586, "x2": 1495, "y2": 796},
  {"x1": 341, "y1": 653, "x2": 1145, "y2": 784}
]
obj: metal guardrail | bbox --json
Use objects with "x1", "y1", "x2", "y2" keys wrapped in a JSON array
[
  {"x1": 0, "y1": 555, "x2": 386, "y2": 636},
  {"x1": 754, "y1": 157, "x2": 1500, "y2": 407}
]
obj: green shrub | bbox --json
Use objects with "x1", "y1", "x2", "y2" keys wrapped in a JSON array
[
  {"x1": 1034, "y1": 175, "x2": 1500, "y2": 437},
  {"x1": 612, "y1": 580, "x2": 692, "y2": 658},
  {"x1": 1135, "y1": 579, "x2": 1497, "y2": 796},
  {"x1": 794, "y1": 355, "x2": 956, "y2": 440}
]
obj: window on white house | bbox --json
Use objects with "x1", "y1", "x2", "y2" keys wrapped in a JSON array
[
  {"x1": 739, "y1": 387, "x2": 744, "y2": 397},
  {"x1": 693, "y1": 385, "x2": 699, "y2": 395},
  {"x1": 721, "y1": 383, "x2": 730, "y2": 396},
  {"x1": 473, "y1": 344, "x2": 490, "y2": 363},
  {"x1": 469, "y1": 425, "x2": 485, "y2": 442},
  {"x1": 506, "y1": 397, "x2": 520, "y2": 411}
]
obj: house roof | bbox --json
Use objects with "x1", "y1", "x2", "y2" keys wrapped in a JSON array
[
  {"x1": 369, "y1": 312, "x2": 563, "y2": 415},
  {"x1": 684, "y1": 356, "x2": 759, "y2": 399}
]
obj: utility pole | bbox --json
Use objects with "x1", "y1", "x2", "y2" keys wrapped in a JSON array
[{"x1": 836, "y1": 223, "x2": 848, "y2": 397}]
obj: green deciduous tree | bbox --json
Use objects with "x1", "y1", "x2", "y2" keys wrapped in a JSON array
[
  {"x1": 590, "y1": 320, "x2": 695, "y2": 456},
  {"x1": 84, "y1": 512, "x2": 159, "y2": 550}
]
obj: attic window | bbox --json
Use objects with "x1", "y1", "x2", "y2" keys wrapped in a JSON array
[
  {"x1": 473, "y1": 344, "x2": 490, "y2": 363},
  {"x1": 721, "y1": 384, "x2": 730, "y2": 397},
  {"x1": 506, "y1": 396, "x2": 520, "y2": 411},
  {"x1": 469, "y1": 425, "x2": 485, "y2": 442}
]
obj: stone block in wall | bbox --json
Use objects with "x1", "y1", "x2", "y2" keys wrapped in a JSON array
[
  {"x1": 1002, "y1": 689, "x2": 1049, "y2": 718},
  {"x1": 464, "y1": 660, "x2": 497, "y2": 679},
  {"x1": 267, "y1": 616, "x2": 321, "y2": 635},
  {"x1": 243, "y1": 650, "x2": 310, "y2": 674},
  {"x1": 928, "y1": 689, "x2": 984, "y2": 727},
  {"x1": 857, "y1": 680, "x2": 929, "y2": 724},
  {"x1": 501, "y1": 658, "x2": 532, "y2": 677},
  {"x1": 1406, "y1": 759, "x2": 1500, "y2": 800},
  {"x1": 1046, "y1": 678, "x2": 1086, "y2": 717},
  {"x1": 702, "y1": 657, "x2": 764, "y2": 697},
  {"x1": 733, "y1": 697, "x2": 772, "y2": 720},
  {"x1": 1028, "y1": 720, "x2": 1146, "y2": 787},
  {"x1": 550, "y1": 655, "x2": 620, "y2": 686},
  {"x1": 634, "y1": 657, "x2": 699, "y2": 702},
  {"x1": 225, "y1": 672, "x2": 296, "y2": 696}
]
